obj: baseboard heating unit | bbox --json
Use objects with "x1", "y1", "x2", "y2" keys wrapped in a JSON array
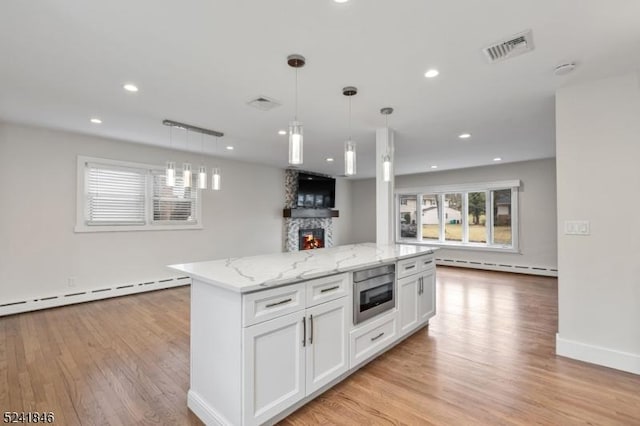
[
  {"x1": 436, "y1": 258, "x2": 558, "y2": 277},
  {"x1": 0, "y1": 276, "x2": 191, "y2": 317}
]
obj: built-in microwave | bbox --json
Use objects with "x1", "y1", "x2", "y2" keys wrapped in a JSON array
[{"x1": 353, "y1": 264, "x2": 396, "y2": 325}]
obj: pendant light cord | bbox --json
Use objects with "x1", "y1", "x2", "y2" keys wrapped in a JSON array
[
  {"x1": 348, "y1": 96, "x2": 352, "y2": 141},
  {"x1": 295, "y1": 68, "x2": 299, "y2": 121}
]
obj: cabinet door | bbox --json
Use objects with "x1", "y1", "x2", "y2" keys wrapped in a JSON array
[
  {"x1": 398, "y1": 274, "x2": 420, "y2": 337},
  {"x1": 305, "y1": 297, "x2": 349, "y2": 395},
  {"x1": 419, "y1": 269, "x2": 436, "y2": 323},
  {"x1": 243, "y1": 310, "x2": 306, "y2": 426}
]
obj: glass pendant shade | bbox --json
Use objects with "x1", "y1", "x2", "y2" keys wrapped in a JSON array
[
  {"x1": 183, "y1": 163, "x2": 192, "y2": 188},
  {"x1": 344, "y1": 140, "x2": 356, "y2": 176},
  {"x1": 288, "y1": 121, "x2": 303, "y2": 165},
  {"x1": 212, "y1": 167, "x2": 221, "y2": 191},
  {"x1": 382, "y1": 155, "x2": 392, "y2": 182},
  {"x1": 198, "y1": 165, "x2": 207, "y2": 189},
  {"x1": 166, "y1": 161, "x2": 176, "y2": 187}
]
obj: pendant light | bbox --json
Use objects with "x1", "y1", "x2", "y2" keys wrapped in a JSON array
[
  {"x1": 212, "y1": 136, "x2": 222, "y2": 191},
  {"x1": 183, "y1": 129, "x2": 192, "y2": 188},
  {"x1": 161, "y1": 119, "x2": 224, "y2": 190},
  {"x1": 381, "y1": 107, "x2": 394, "y2": 183},
  {"x1": 287, "y1": 54, "x2": 306, "y2": 165},
  {"x1": 198, "y1": 132, "x2": 207, "y2": 189},
  {"x1": 166, "y1": 126, "x2": 176, "y2": 187},
  {"x1": 343, "y1": 86, "x2": 358, "y2": 176}
]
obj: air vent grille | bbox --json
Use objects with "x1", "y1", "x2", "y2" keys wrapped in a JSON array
[
  {"x1": 483, "y1": 30, "x2": 534, "y2": 63},
  {"x1": 247, "y1": 96, "x2": 281, "y2": 111}
]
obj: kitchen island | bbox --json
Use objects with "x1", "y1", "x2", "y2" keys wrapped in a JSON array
[{"x1": 170, "y1": 243, "x2": 438, "y2": 426}]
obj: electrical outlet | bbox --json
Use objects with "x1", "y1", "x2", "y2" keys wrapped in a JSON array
[
  {"x1": 564, "y1": 220, "x2": 590, "y2": 236},
  {"x1": 68, "y1": 277, "x2": 76, "y2": 287}
]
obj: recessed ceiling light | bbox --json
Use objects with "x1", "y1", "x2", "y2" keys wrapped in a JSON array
[
  {"x1": 458, "y1": 133, "x2": 471, "y2": 139},
  {"x1": 90, "y1": 118, "x2": 102, "y2": 124},
  {"x1": 334, "y1": 0, "x2": 349, "y2": 3},
  {"x1": 226, "y1": 146, "x2": 234, "y2": 151},
  {"x1": 424, "y1": 69, "x2": 439, "y2": 78},
  {"x1": 430, "y1": 165, "x2": 438, "y2": 169},
  {"x1": 326, "y1": 158, "x2": 334, "y2": 162},
  {"x1": 278, "y1": 130, "x2": 287, "y2": 135},
  {"x1": 123, "y1": 83, "x2": 139, "y2": 92},
  {"x1": 493, "y1": 157, "x2": 502, "y2": 161}
]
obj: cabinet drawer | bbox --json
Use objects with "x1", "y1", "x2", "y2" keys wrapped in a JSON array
[
  {"x1": 397, "y1": 257, "x2": 420, "y2": 278},
  {"x1": 349, "y1": 311, "x2": 397, "y2": 369},
  {"x1": 243, "y1": 283, "x2": 305, "y2": 327},
  {"x1": 305, "y1": 273, "x2": 349, "y2": 308},
  {"x1": 419, "y1": 254, "x2": 435, "y2": 272}
]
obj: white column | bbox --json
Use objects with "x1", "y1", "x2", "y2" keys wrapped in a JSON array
[{"x1": 376, "y1": 127, "x2": 394, "y2": 245}]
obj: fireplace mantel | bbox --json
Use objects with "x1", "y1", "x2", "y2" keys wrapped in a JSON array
[{"x1": 283, "y1": 208, "x2": 339, "y2": 219}]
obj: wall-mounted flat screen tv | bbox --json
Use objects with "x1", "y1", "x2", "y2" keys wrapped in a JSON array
[{"x1": 297, "y1": 172, "x2": 336, "y2": 208}]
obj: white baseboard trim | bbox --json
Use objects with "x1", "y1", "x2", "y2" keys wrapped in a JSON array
[
  {"x1": 187, "y1": 390, "x2": 229, "y2": 426},
  {"x1": 556, "y1": 334, "x2": 640, "y2": 375},
  {"x1": 0, "y1": 276, "x2": 191, "y2": 317},
  {"x1": 436, "y1": 258, "x2": 558, "y2": 277}
]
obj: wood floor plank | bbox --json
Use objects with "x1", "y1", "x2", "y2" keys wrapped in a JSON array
[{"x1": 1, "y1": 268, "x2": 639, "y2": 425}]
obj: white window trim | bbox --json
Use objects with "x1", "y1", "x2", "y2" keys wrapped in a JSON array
[
  {"x1": 395, "y1": 179, "x2": 521, "y2": 195},
  {"x1": 395, "y1": 180, "x2": 520, "y2": 252},
  {"x1": 75, "y1": 156, "x2": 203, "y2": 233}
]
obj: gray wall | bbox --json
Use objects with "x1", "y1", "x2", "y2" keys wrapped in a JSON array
[
  {"x1": 0, "y1": 122, "x2": 355, "y2": 303},
  {"x1": 332, "y1": 177, "x2": 355, "y2": 246},
  {"x1": 350, "y1": 178, "x2": 377, "y2": 243},
  {"x1": 350, "y1": 158, "x2": 558, "y2": 269},
  {"x1": 555, "y1": 72, "x2": 640, "y2": 373}
]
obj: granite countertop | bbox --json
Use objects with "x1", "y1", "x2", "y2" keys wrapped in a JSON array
[{"x1": 168, "y1": 243, "x2": 437, "y2": 293}]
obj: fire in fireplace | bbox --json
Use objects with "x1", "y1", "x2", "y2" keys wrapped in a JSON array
[{"x1": 299, "y1": 228, "x2": 325, "y2": 250}]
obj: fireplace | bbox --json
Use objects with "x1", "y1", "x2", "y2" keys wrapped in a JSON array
[{"x1": 299, "y1": 228, "x2": 325, "y2": 250}]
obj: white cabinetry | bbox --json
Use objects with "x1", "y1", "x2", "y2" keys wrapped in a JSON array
[
  {"x1": 305, "y1": 297, "x2": 349, "y2": 394},
  {"x1": 397, "y1": 254, "x2": 436, "y2": 338},
  {"x1": 398, "y1": 274, "x2": 421, "y2": 335},
  {"x1": 242, "y1": 274, "x2": 349, "y2": 426},
  {"x1": 419, "y1": 267, "x2": 436, "y2": 323},
  {"x1": 243, "y1": 311, "x2": 306, "y2": 426},
  {"x1": 185, "y1": 250, "x2": 436, "y2": 426},
  {"x1": 349, "y1": 310, "x2": 397, "y2": 368}
]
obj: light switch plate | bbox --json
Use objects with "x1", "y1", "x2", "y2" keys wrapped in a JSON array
[{"x1": 564, "y1": 220, "x2": 590, "y2": 235}]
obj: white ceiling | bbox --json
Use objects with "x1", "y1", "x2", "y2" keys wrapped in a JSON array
[{"x1": 1, "y1": 0, "x2": 639, "y2": 178}]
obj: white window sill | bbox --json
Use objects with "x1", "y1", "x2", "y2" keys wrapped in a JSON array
[
  {"x1": 74, "y1": 224, "x2": 203, "y2": 233},
  {"x1": 396, "y1": 239, "x2": 520, "y2": 254}
]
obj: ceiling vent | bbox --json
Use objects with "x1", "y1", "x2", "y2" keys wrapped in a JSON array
[
  {"x1": 482, "y1": 30, "x2": 534, "y2": 63},
  {"x1": 247, "y1": 96, "x2": 281, "y2": 111}
]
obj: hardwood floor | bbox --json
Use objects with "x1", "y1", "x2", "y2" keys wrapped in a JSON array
[{"x1": 2, "y1": 267, "x2": 639, "y2": 425}]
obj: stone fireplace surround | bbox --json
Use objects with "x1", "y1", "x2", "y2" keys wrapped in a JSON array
[{"x1": 284, "y1": 169, "x2": 334, "y2": 252}]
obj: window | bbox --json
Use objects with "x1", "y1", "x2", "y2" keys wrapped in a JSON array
[
  {"x1": 492, "y1": 189, "x2": 512, "y2": 245},
  {"x1": 86, "y1": 163, "x2": 146, "y2": 226},
  {"x1": 444, "y1": 193, "x2": 462, "y2": 242},
  {"x1": 399, "y1": 195, "x2": 417, "y2": 238},
  {"x1": 76, "y1": 156, "x2": 201, "y2": 232},
  {"x1": 396, "y1": 180, "x2": 519, "y2": 251},
  {"x1": 468, "y1": 191, "x2": 487, "y2": 243},
  {"x1": 152, "y1": 172, "x2": 197, "y2": 224},
  {"x1": 421, "y1": 194, "x2": 439, "y2": 241}
]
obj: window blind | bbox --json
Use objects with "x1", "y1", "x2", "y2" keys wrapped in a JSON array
[
  {"x1": 85, "y1": 163, "x2": 146, "y2": 225},
  {"x1": 151, "y1": 172, "x2": 197, "y2": 223}
]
